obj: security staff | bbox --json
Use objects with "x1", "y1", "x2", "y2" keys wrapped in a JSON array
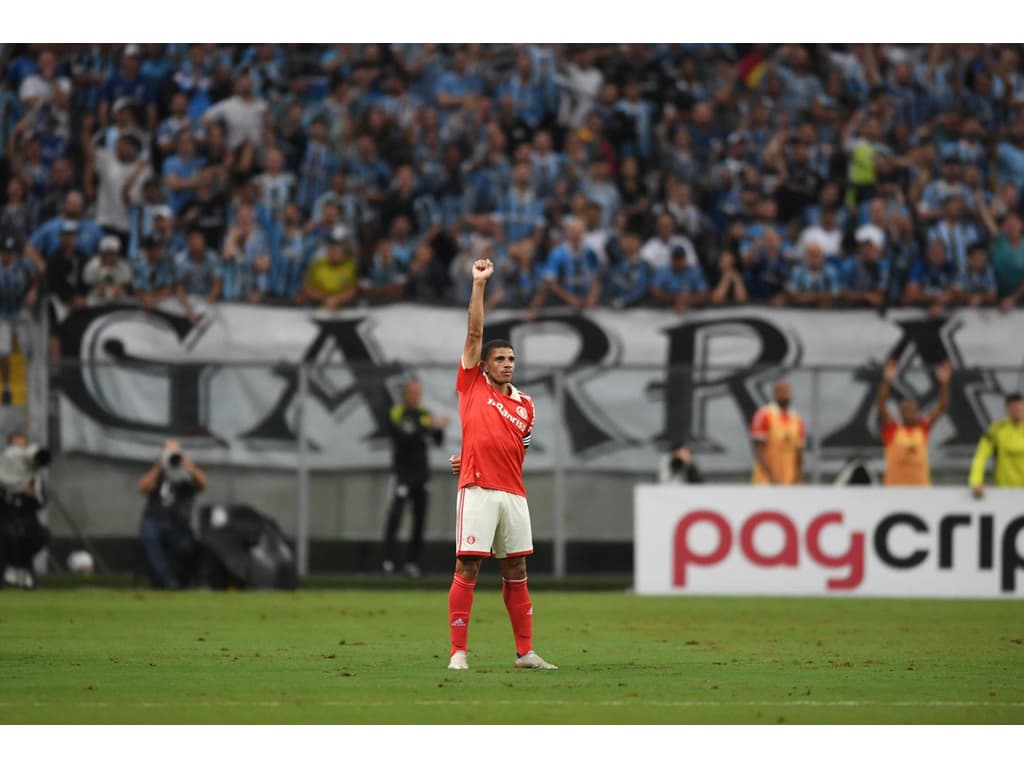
[
  {"x1": 969, "y1": 393, "x2": 1024, "y2": 498},
  {"x1": 382, "y1": 379, "x2": 448, "y2": 577}
]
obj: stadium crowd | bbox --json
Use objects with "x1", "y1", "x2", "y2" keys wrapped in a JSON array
[{"x1": 2, "y1": 42, "x2": 1024, "y2": 339}]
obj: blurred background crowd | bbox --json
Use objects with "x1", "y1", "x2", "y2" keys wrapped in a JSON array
[{"x1": 3, "y1": 42, "x2": 1024, "y2": 334}]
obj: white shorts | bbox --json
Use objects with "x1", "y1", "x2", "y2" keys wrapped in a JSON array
[{"x1": 455, "y1": 485, "x2": 534, "y2": 559}]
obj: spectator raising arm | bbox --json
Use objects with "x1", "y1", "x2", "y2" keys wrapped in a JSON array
[
  {"x1": 923, "y1": 360, "x2": 952, "y2": 427},
  {"x1": 876, "y1": 358, "x2": 898, "y2": 429}
]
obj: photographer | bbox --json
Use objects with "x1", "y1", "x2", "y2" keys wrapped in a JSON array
[
  {"x1": 658, "y1": 441, "x2": 703, "y2": 485},
  {"x1": 137, "y1": 439, "x2": 207, "y2": 589},
  {"x1": 0, "y1": 432, "x2": 51, "y2": 589}
]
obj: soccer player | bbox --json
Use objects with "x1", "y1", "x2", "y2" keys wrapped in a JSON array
[
  {"x1": 445, "y1": 258, "x2": 557, "y2": 672},
  {"x1": 750, "y1": 380, "x2": 806, "y2": 485},
  {"x1": 876, "y1": 358, "x2": 952, "y2": 486},
  {"x1": 969, "y1": 393, "x2": 1024, "y2": 497}
]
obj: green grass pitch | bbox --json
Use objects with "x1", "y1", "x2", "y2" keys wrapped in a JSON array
[{"x1": 1, "y1": 586, "x2": 1022, "y2": 724}]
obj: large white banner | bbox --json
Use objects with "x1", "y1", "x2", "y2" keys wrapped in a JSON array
[
  {"x1": 56, "y1": 303, "x2": 1023, "y2": 470},
  {"x1": 634, "y1": 485, "x2": 1024, "y2": 598}
]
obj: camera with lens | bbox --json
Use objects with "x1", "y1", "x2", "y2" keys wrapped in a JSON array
[
  {"x1": 660, "y1": 441, "x2": 702, "y2": 485},
  {"x1": 163, "y1": 450, "x2": 183, "y2": 470},
  {"x1": 31, "y1": 447, "x2": 51, "y2": 468}
]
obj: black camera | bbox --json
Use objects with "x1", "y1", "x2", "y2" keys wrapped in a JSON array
[
  {"x1": 167, "y1": 451, "x2": 182, "y2": 468},
  {"x1": 669, "y1": 456, "x2": 685, "y2": 472},
  {"x1": 32, "y1": 448, "x2": 51, "y2": 468}
]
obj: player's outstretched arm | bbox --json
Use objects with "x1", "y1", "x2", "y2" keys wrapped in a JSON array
[
  {"x1": 462, "y1": 259, "x2": 494, "y2": 369},
  {"x1": 925, "y1": 360, "x2": 952, "y2": 426},
  {"x1": 877, "y1": 359, "x2": 897, "y2": 428},
  {"x1": 968, "y1": 431, "x2": 994, "y2": 498}
]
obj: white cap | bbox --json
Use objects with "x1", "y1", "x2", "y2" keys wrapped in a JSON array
[
  {"x1": 99, "y1": 235, "x2": 121, "y2": 254},
  {"x1": 153, "y1": 205, "x2": 173, "y2": 220},
  {"x1": 855, "y1": 224, "x2": 885, "y2": 248}
]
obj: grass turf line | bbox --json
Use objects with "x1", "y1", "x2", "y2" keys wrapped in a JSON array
[{"x1": 1, "y1": 589, "x2": 1021, "y2": 724}]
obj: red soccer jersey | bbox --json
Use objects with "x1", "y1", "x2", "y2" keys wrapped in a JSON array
[{"x1": 456, "y1": 361, "x2": 535, "y2": 497}]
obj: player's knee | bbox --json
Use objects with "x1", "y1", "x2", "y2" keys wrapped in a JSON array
[
  {"x1": 501, "y1": 556, "x2": 527, "y2": 580},
  {"x1": 455, "y1": 556, "x2": 483, "y2": 580}
]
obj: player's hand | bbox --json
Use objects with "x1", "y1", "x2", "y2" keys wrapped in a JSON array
[
  {"x1": 449, "y1": 454, "x2": 461, "y2": 475},
  {"x1": 673, "y1": 447, "x2": 693, "y2": 464},
  {"x1": 472, "y1": 259, "x2": 494, "y2": 284},
  {"x1": 971, "y1": 485, "x2": 985, "y2": 500},
  {"x1": 935, "y1": 360, "x2": 952, "y2": 384},
  {"x1": 882, "y1": 358, "x2": 899, "y2": 382}
]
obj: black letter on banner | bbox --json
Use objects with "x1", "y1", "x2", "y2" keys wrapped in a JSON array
[
  {"x1": 656, "y1": 318, "x2": 790, "y2": 449},
  {"x1": 485, "y1": 312, "x2": 615, "y2": 455},
  {"x1": 56, "y1": 305, "x2": 213, "y2": 438},
  {"x1": 979, "y1": 515, "x2": 994, "y2": 570},
  {"x1": 938, "y1": 514, "x2": 971, "y2": 569},
  {"x1": 1001, "y1": 516, "x2": 1024, "y2": 593},
  {"x1": 874, "y1": 512, "x2": 929, "y2": 568},
  {"x1": 244, "y1": 317, "x2": 402, "y2": 445},
  {"x1": 825, "y1": 318, "x2": 988, "y2": 450}
]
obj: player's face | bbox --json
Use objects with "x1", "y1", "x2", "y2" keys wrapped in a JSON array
[
  {"x1": 483, "y1": 348, "x2": 515, "y2": 385},
  {"x1": 404, "y1": 380, "x2": 422, "y2": 407},
  {"x1": 899, "y1": 399, "x2": 919, "y2": 425},
  {"x1": 1007, "y1": 399, "x2": 1024, "y2": 423},
  {"x1": 773, "y1": 381, "x2": 791, "y2": 409}
]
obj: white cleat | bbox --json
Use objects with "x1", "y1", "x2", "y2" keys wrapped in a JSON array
[
  {"x1": 447, "y1": 650, "x2": 469, "y2": 670},
  {"x1": 514, "y1": 651, "x2": 558, "y2": 670}
]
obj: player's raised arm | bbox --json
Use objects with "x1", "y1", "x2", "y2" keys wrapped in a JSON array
[
  {"x1": 876, "y1": 358, "x2": 898, "y2": 428},
  {"x1": 925, "y1": 360, "x2": 952, "y2": 427},
  {"x1": 462, "y1": 258, "x2": 494, "y2": 369}
]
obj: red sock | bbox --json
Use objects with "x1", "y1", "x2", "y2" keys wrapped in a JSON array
[
  {"x1": 502, "y1": 577, "x2": 533, "y2": 656},
  {"x1": 448, "y1": 574, "x2": 476, "y2": 655}
]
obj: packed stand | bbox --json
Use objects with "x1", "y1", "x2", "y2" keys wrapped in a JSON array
[{"x1": 2, "y1": 43, "x2": 1024, "y2": 348}]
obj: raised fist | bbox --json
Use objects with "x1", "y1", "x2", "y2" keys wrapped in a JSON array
[
  {"x1": 883, "y1": 358, "x2": 899, "y2": 383},
  {"x1": 472, "y1": 259, "x2": 494, "y2": 282}
]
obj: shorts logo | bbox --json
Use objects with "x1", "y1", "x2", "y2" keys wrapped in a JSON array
[
  {"x1": 516, "y1": 406, "x2": 528, "y2": 419},
  {"x1": 467, "y1": 535, "x2": 476, "y2": 545}
]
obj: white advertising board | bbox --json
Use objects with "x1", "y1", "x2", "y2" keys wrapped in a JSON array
[{"x1": 634, "y1": 485, "x2": 1024, "y2": 598}]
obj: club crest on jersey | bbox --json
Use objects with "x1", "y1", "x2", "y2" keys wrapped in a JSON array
[
  {"x1": 516, "y1": 406, "x2": 528, "y2": 419},
  {"x1": 486, "y1": 397, "x2": 527, "y2": 431}
]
